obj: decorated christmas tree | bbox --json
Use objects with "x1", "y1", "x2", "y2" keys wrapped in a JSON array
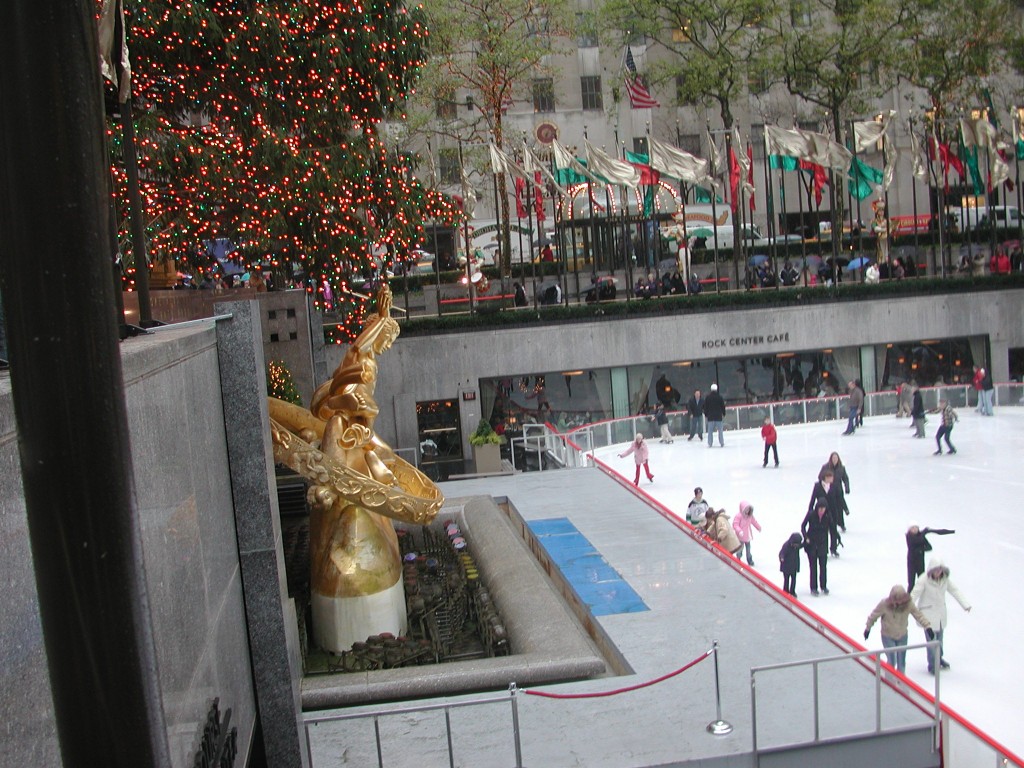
[
  {"x1": 266, "y1": 360, "x2": 303, "y2": 406},
  {"x1": 108, "y1": 0, "x2": 443, "y2": 337}
]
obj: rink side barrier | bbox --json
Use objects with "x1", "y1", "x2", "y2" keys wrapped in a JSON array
[{"x1": 587, "y1": 435, "x2": 1024, "y2": 768}]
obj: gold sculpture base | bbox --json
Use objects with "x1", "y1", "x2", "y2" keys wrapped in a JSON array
[{"x1": 312, "y1": 580, "x2": 407, "y2": 654}]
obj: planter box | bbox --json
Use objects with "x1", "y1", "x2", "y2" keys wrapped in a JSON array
[{"x1": 472, "y1": 442, "x2": 503, "y2": 474}]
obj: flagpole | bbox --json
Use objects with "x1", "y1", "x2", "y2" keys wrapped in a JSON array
[
  {"x1": 930, "y1": 118, "x2": 948, "y2": 278},
  {"x1": 706, "y1": 124, "x2": 722, "y2": 293},
  {"x1": 849, "y1": 121, "x2": 864, "y2": 258},
  {"x1": 759, "y1": 130, "x2": 778, "y2": 289},
  {"x1": 908, "y1": 120, "x2": 922, "y2": 272},
  {"x1": 426, "y1": 137, "x2": 443, "y2": 316},
  {"x1": 458, "y1": 138, "x2": 475, "y2": 314}
]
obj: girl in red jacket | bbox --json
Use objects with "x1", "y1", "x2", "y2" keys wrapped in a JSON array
[{"x1": 761, "y1": 417, "x2": 779, "y2": 468}]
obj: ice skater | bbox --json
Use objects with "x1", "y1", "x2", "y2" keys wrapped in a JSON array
[
  {"x1": 911, "y1": 558, "x2": 971, "y2": 673},
  {"x1": 801, "y1": 499, "x2": 831, "y2": 595},
  {"x1": 820, "y1": 452, "x2": 850, "y2": 533},
  {"x1": 906, "y1": 525, "x2": 955, "y2": 592},
  {"x1": 619, "y1": 433, "x2": 654, "y2": 486},
  {"x1": 686, "y1": 487, "x2": 710, "y2": 525},
  {"x1": 686, "y1": 389, "x2": 704, "y2": 441},
  {"x1": 703, "y1": 383, "x2": 726, "y2": 447},
  {"x1": 703, "y1": 508, "x2": 743, "y2": 558},
  {"x1": 863, "y1": 585, "x2": 932, "y2": 674},
  {"x1": 910, "y1": 385, "x2": 927, "y2": 438},
  {"x1": 779, "y1": 533, "x2": 803, "y2": 597},
  {"x1": 651, "y1": 403, "x2": 674, "y2": 443},
  {"x1": 732, "y1": 502, "x2": 762, "y2": 566},
  {"x1": 933, "y1": 398, "x2": 958, "y2": 455},
  {"x1": 761, "y1": 416, "x2": 779, "y2": 467}
]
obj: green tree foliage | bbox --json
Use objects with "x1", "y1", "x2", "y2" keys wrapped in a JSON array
[
  {"x1": 894, "y1": 0, "x2": 1019, "y2": 129},
  {"x1": 417, "y1": 0, "x2": 576, "y2": 272},
  {"x1": 600, "y1": 0, "x2": 777, "y2": 130},
  {"x1": 109, "y1": 0, "x2": 437, "y2": 311}
]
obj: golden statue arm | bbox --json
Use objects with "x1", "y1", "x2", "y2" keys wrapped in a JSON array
[{"x1": 269, "y1": 416, "x2": 442, "y2": 527}]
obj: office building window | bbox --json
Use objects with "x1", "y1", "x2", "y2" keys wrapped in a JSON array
[
  {"x1": 791, "y1": 0, "x2": 812, "y2": 27},
  {"x1": 439, "y1": 148, "x2": 459, "y2": 185},
  {"x1": 436, "y1": 87, "x2": 457, "y2": 120},
  {"x1": 581, "y1": 76, "x2": 603, "y2": 110},
  {"x1": 533, "y1": 78, "x2": 555, "y2": 113}
]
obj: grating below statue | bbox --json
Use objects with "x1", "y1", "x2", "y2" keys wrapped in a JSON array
[{"x1": 268, "y1": 284, "x2": 443, "y2": 653}]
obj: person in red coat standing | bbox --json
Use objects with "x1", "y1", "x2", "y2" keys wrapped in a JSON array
[{"x1": 761, "y1": 416, "x2": 779, "y2": 468}]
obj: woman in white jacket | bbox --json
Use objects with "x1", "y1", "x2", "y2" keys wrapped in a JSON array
[{"x1": 911, "y1": 557, "x2": 972, "y2": 673}]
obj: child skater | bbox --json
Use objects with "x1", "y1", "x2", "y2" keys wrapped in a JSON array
[
  {"x1": 619, "y1": 433, "x2": 654, "y2": 486},
  {"x1": 761, "y1": 416, "x2": 779, "y2": 467},
  {"x1": 732, "y1": 502, "x2": 762, "y2": 566},
  {"x1": 779, "y1": 533, "x2": 803, "y2": 597}
]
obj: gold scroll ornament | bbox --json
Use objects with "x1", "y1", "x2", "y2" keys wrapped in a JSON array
[{"x1": 268, "y1": 284, "x2": 443, "y2": 598}]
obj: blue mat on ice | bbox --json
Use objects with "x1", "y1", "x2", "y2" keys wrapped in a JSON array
[{"x1": 528, "y1": 518, "x2": 648, "y2": 616}]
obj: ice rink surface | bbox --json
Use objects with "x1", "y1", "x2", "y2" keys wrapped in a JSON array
[{"x1": 595, "y1": 406, "x2": 1024, "y2": 758}]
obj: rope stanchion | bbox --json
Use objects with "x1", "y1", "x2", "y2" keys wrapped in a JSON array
[{"x1": 523, "y1": 648, "x2": 713, "y2": 699}]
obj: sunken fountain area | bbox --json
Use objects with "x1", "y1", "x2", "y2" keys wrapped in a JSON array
[{"x1": 280, "y1": 486, "x2": 623, "y2": 709}]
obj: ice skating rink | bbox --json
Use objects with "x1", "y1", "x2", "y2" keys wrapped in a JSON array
[{"x1": 594, "y1": 406, "x2": 1024, "y2": 758}]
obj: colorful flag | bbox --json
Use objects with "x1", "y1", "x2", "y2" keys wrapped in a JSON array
[
  {"x1": 98, "y1": 0, "x2": 132, "y2": 103},
  {"x1": 623, "y1": 47, "x2": 660, "y2": 109},
  {"x1": 514, "y1": 177, "x2": 528, "y2": 219},
  {"x1": 648, "y1": 136, "x2": 709, "y2": 184},
  {"x1": 552, "y1": 140, "x2": 601, "y2": 186},
  {"x1": 848, "y1": 157, "x2": 884, "y2": 200},
  {"x1": 584, "y1": 139, "x2": 641, "y2": 188},
  {"x1": 908, "y1": 129, "x2": 928, "y2": 183},
  {"x1": 799, "y1": 160, "x2": 828, "y2": 207}
]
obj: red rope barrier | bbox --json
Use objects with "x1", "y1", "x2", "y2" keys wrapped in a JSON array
[{"x1": 523, "y1": 649, "x2": 713, "y2": 699}]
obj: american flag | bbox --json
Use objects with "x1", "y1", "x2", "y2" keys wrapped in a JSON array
[{"x1": 624, "y1": 47, "x2": 660, "y2": 109}]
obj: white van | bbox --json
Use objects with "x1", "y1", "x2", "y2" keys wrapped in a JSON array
[
  {"x1": 946, "y1": 205, "x2": 1021, "y2": 233},
  {"x1": 700, "y1": 224, "x2": 802, "y2": 251}
]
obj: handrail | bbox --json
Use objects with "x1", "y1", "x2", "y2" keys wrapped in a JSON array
[
  {"x1": 749, "y1": 641, "x2": 943, "y2": 753},
  {"x1": 303, "y1": 684, "x2": 525, "y2": 768}
]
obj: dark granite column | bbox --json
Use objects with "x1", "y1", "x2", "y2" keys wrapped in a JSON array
[{"x1": 215, "y1": 300, "x2": 309, "y2": 767}]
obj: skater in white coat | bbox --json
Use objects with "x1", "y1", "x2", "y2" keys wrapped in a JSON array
[{"x1": 911, "y1": 557, "x2": 971, "y2": 673}]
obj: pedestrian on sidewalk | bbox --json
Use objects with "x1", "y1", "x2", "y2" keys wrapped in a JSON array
[
  {"x1": 619, "y1": 433, "x2": 654, "y2": 486},
  {"x1": 933, "y1": 399, "x2": 958, "y2": 455},
  {"x1": 864, "y1": 585, "x2": 932, "y2": 674},
  {"x1": 732, "y1": 502, "x2": 762, "y2": 566},
  {"x1": 779, "y1": 533, "x2": 803, "y2": 597},
  {"x1": 911, "y1": 558, "x2": 971, "y2": 673},
  {"x1": 761, "y1": 416, "x2": 779, "y2": 467}
]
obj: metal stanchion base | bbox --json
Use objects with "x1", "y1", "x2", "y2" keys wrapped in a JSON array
[{"x1": 706, "y1": 719, "x2": 733, "y2": 736}]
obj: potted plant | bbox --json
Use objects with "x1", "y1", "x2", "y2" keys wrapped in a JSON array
[{"x1": 469, "y1": 419, "x2": 505, "y2": 474}]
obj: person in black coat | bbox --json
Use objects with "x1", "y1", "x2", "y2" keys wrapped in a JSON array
[
  {"x1": 807, "y1": 469, "x2": 841, "y2": 557},
  {"x1": 801, "y1": 501, "x2": 831, "y2": 595},
  {"x1": 821, "y1": 451, "x2": 851, "y2": 534},
  {"x1": 686, "y1": 389, "x2": 704, "y2": 441},
  {"x1": 779, "y1": 532, "x2": 803, "y2": 597},
  {"x1": 911, "y1": 385, "x2": 927, "y2": 437},
  {"x1": 906, "y1": 525, "x2": 955, "y2": 591},
  {"x1": 703, "y1": 384, "x2": 727, "y2": 447}
]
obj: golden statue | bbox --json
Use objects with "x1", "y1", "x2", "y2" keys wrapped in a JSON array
[{"x1": 268, "y1": 283, "x2": 443, "y2": 652}]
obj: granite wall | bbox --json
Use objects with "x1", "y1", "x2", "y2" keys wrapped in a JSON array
[{"x1": 0, "y1": 304, "x2": 306, "y2": 767}]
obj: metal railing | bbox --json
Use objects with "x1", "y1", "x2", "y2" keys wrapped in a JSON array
[
  {"x1": 303, "y1": 684, "x2": 525, "y2": 768},
  {"x1": 750, "y1": 641, "x2": 941, "y2": 754},
  {"x1": 551, "y1": 382, "x2": 1020, "y2": 469}
]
